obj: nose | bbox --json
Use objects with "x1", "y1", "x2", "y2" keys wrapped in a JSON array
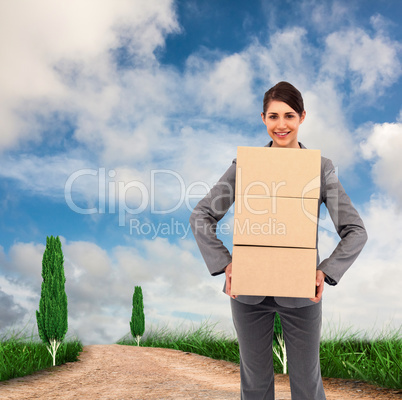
[{"x1": 277, "y1": 117, "x2": 287, "y2": 129}]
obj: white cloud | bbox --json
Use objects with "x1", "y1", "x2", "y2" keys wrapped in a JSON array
[
  {"x1": 0, "y1": 124, "x2": 252, "y2": 218},
  {"x1": 0, "y1": 153, "x2": 93, "y2": 201},
  {"x1": 360, "y1": 119, "x2": 402, "y2": 206},
  {"x1": 0, "y1": 0, "x2": 179, "y2": 151},
  {"x1": 185, "y1": 51, "x2": 257, "y2": 118},
  {"x1": 317, "y1": 229, "x2": 339, "y2": 260},
  {"x1": 300, "y1": 81, "x2": 356, "y2": 167},
  {"x1": 2, "y1": 19, "x2": 390, "y2": 215},
  {"x1": 307, "y1": 0, "x2": 354, "y2": 31},
  {"x1": 7, "y1": 242, "x2": 45, "y2": 285},
  {"x1": 369, "y1": 13, "x2": 396, "y2": 35},
  {"x1": 70, "y1": 65, "x2": 181, "y2": 165},
  {"x1": 3, "y1": 13, "x2": 400, "y2": 209},
  {"x1": 321, "y1": 27, "x2": 401, "y2": 95},
  {"x1": 0, "y1": 285, "x2": 29, "y2": 333},
  {"x1": 322, "y1": 194, "x2": 402, "y2": 336},
  {"x1": 251, "y1": 28, "x2": 313, "y2": 86}
]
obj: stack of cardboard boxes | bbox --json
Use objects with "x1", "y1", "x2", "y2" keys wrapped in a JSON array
[{"x1": 231, "y1": 146, "x2": 321, "y2": 298}]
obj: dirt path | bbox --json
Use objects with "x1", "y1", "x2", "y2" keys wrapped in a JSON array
[{"x1": 0, "y1": 345, "x2": 400, "y2": 400}]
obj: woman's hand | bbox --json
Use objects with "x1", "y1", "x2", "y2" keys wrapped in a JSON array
[
  {"x1": 310, "y1": 270, "x2": 326, "y2": 303},
  {"x1": 225, "y1": 263, "x2": 237, "y2": 299}
]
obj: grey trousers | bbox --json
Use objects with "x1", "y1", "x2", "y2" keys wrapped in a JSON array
[{"x1": 231, "y1": 297, "x2": 326, "y2": 400}]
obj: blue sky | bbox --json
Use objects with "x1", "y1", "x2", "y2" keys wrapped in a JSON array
[{"x1": 0, "y1": 0, "x2": 401, "y2": 345}]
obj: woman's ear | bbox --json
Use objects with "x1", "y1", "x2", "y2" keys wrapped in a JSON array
[
  {"x1": 300, "y1": 110, "x2": 306, "y2": 124},
  {"x1": 261, "y1": 112, "x2": 266, "y2": 125}
]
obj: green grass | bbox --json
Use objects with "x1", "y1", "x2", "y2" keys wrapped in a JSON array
[
  {"x1": 117, "y1": 321, "x2": 401, "y2": 390},
  {"x1": 320, "y1": 329, "x2": 401, "y2": 390},
  {"x1": 117, "y1": 321, "x2": 240, "y2": 364},
  {"x1": 0, "y1": 326, "x2": 83, "y2": 382}
]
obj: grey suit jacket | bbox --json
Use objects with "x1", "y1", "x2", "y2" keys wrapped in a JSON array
[{"x1": 189, "y1": 141, "x2": 368, "y2": 308}]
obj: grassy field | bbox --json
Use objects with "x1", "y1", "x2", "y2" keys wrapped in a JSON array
[
  {"x1": 320, "y1": 329, "x2": 401, "y2": 390},
  {"x1": 0, "y1": 327, "x2": 83, "y2": 382},
  {"x1": 117, "y1": 321, "x2": 402, "y2": 390},
  {"x1": 118, "y1": 321, "x2": 240, "y2": 364},
  {"x1": 2, "y1": 322, "x2": 400, "y2": 390}
]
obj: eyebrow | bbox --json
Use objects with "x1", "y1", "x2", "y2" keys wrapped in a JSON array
[{"x1": 267, "y1": 111, "x2": 297, "y2": 115}]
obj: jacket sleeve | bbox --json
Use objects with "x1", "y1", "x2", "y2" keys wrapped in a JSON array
[
  {"x1": 318, "y1": 158, "x2": 368, "y2": 285},
  {"x1": 189, "y1": 160, "x2": 236, "y2": 276}
]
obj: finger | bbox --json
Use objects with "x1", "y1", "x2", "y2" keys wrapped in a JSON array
[
  {"x1": 318, "y1": 282, "x2": 324, "y2": 296},
  {"x1": 226, "y1": 274, "x2": 232, "y2": 296},
  {"x1": 310, "y1": 287, "x2": 320, "y2": 302},
  {"x1": 225, "y1": 280, "x2": 230, "y2": 296},
  {"x1": 312, "y1": 282, "x2": 324, "y2": 302},
  {"x1": 226, "y1": 274, "x2": 237, "y2": 299}
]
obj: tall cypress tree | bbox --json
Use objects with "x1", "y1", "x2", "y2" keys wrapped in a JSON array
[
  {"x1": 130, "y1": 286, "x2": 145, "y2": 346},
  {"x1": 36, "y1": 236, "x2": 68, "y2": 366}
]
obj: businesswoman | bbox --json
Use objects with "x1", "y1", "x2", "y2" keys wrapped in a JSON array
[{"x1": 190, "y1": 81, "x2": 367, "y2": 400}]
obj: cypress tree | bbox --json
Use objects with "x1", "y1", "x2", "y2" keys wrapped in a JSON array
[
  {"x1": 273, "y1": 313, "x2": 287, "y2": 374},
  {"x1": 130, "y1": 286, "x2": 145, "y2": 346},
  {"x1": 36, "y1": 236, "x2": 68, "y2": 366},
  {"x1": 273, "y1": 312, "x2": 283, "y2": 345}
]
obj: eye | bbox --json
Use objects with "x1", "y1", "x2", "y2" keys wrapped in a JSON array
[
  {"x1": 269, "y1": 115, "x2": 277, "y2": 119},
  {"x1": 286, "y1": 114, "x2": 295, "y2": 119}
]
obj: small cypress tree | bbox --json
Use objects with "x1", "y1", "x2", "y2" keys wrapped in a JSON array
[
  {"x1": 273, "y1": 313, "x2": 287, "y2": 374},
  {"x1": 273, "y1": 312, "x2": 283, "y2": 345},
  {"x1": 36, "y1": 236, "x2": 68, "y2": 366},
  {"x1": 130, "y1": 286, "x2": 145, "y2": 346}
]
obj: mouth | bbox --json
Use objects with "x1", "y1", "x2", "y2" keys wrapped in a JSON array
[{"x1": 274, "y1": 131, "x2": 290, "y2": 137}]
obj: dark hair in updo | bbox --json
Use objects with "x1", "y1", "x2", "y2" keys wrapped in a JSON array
[{"x1": 262, "y1": 81, "x2": 304, "y2": 117}]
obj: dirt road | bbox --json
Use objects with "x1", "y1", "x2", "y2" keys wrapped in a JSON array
[{"x1": 0, "y1": 345, "x2": 400, "y2": 399}]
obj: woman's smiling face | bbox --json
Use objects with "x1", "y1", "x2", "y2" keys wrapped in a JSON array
[{"x1": 261, "y1": 100, "x2": 306, "y2": 148}]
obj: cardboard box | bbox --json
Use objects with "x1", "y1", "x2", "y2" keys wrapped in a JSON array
[
  {"x1": 235, "y1": 146, "x2": 321, "y2": 198},
  {"x1": 234, "y1": 195, "x2": 319, "y2": 248},
  {"x1": 231, "y1": 246, "x2": 317, "y2": 298},
  {"x1": 231, "y1": 146, "x2": 321, "y2": 298}
]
